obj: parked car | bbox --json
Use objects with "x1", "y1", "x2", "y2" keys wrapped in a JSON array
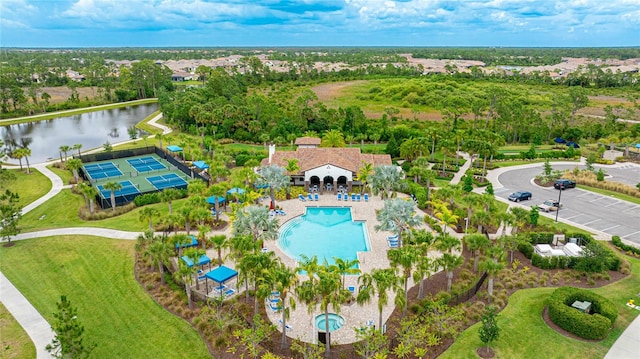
[
  {"x1": 554, "y1": 179, "x2": 576, "y2": 190},
  {"x1": 508, "y1": 191, "x2": 532, "y2": 202},
  {"x1": 538, "y1": 199, "x2": 562, "y2": 212}
]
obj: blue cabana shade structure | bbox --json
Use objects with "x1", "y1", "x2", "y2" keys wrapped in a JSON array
[
  {"x1": 227, "y1": 187, "x2": 245, "y2": 195},
  {"x1": 167, "y1": 145, "x2": 183, "y2": 152},
  {"x1": 254, "y1": 183, "x2": 269, "y2": 189},
  {"x1": 204, "y1": 265, "x2": 238, "y2": 294},
  {"x1": 181, "y1": 254, "x2": 211, "y2": 268},
  {"x1": 192, "y1": 160, "x2": 209, "y2": 170},
  {"x1": 175, "y1": 235, "x2": 198, "y2": 249},
  {"x1": 206, "y1": 196, "x2": 226, "y2": 205},
  {"x1": 635, "y1": 143, "x2": 640, "y2": 149},
  {"x1": 554, "y1": 137, "x2": 567, "y2": 144},
  {"x1": 566, "y1": 141, "x2": 580, "y2": 148}
]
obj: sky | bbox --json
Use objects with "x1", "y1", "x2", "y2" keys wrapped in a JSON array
[{"x1": 1, "y1": 0, "x2": 639, "y2": 48}]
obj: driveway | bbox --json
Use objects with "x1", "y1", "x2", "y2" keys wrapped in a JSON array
[{"x1": 493, "y1": 163, "x2": 640, "y2": 245}]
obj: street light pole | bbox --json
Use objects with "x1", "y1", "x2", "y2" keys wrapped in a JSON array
[{"x1": 555, "y1": 187, "x2": 562, "y2": 222}]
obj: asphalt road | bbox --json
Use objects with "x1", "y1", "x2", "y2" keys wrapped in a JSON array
[{"x1": 494, "y1": 163, "x2": 640, "y2": 245}]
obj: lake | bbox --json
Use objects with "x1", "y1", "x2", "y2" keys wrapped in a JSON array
[{"x1": 1, "y1": 103, "x2": 158, "y2": 164}]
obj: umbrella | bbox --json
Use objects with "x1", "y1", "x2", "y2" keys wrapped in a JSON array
[
  {"x1": 566, "y1": 141, "x2": 580, "y2": 149},
  {"x1": 226, "y1": 187, "x2": 245, "y2": 195},
  {"x1": 206, "y1": 196, "x2": 226, "y2": 205},
  {"x1": 554, "y1": 137, "x2": 566, "y2": 144}
]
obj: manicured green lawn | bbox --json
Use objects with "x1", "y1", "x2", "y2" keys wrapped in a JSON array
[
  {"x1": 19, "y1": 189, "x2": 190, "y2": 232},
  {"x1": 0, "y1": 302, "x2": 36, "y2": 359},
  {"x1": 135, "y1": 110, "x2": 163, "y2": 134},
  {"x1": 4, "y1": 168, "x2": 51, "y2": 207},
  {"x1": 440, "y1": 255, "x2": 640, "y2": 358},
  {"x1": 46, "y1": 164, "x2": 74, "y2": 185},
  {"x1": 0, "y1": 236, "x2": 210, "y2": 358}
]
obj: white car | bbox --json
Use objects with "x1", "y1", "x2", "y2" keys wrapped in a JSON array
[{"x1": 538, "y1": 199, "x2": 562, "y2": 212}]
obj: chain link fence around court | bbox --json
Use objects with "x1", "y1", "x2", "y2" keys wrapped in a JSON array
[{"x1": 75, "y1": 146, "x2": 208, "y2": 209}]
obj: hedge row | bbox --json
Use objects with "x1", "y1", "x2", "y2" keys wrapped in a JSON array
[
  {"x1": 547, "y1": 286, "x2": 617, "y2": 340},
  {"x1": 531, "y1": 253, "x2": 576, "y2": 269},
  {"x1": 611, "y1": 236, "x2": 640, "y2": 256}
]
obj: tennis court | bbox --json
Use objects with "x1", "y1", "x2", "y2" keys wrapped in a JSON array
[
  {"x1": 127, "y1": 156, "x2": 168, "y2": 173},
  {"x1": 147, "y1": 173, "x2": 189, "y2": 190},
  {"x1": 83, "y1": 162, "x2": 123, "y2": 180},
  {"x1": 97, "y1": 180, "x2": 140, "y2": 197}
]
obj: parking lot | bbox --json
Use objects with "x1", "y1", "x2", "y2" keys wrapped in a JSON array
[{"x1": 494, "y1": 163, "x2": 640, "y2": 245}]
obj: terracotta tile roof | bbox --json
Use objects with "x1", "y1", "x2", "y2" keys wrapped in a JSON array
[
  {"x1": 294, "y1": 137, "x2": 322, "y2": 146},
  {"x1": 262, "y1": 147, "x2": 391, "y2": 174}
]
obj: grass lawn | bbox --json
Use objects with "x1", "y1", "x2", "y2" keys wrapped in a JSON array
[
  {"x1": 0, "y1": 302, "x2": 36, "y2": 359},
  {"x1": 4, "y1": 168, "x2": 51, "y2": 207},
  {"x1": 0, "y1": 236, "x2": 210, "y2": 358},
  {"x1": 46, "y1": 164, "x2": 74, "y2": 185},
  {"x1": 440, "y1": 255, "x2": 640, "y2": 358},
  {"x1": 19, "y1": 189, "x2": 191, "y2": 232},
  {"x1": 135, "y1": 110, "x2": 163, "y2": 134}
]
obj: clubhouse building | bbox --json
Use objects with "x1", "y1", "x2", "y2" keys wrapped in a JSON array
[{"x1": 262, "y1": 137, "x2": 392, "y2": 193}]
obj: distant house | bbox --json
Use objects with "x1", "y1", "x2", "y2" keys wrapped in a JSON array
[
  {"x1": 171, "y1": 71, "x2": 193, "y2": 82},
  {"x1": 261, "y1": 137, "x2": 391, "y2": 193},
  {"x1": 66, "y1": 70, "x2": 85, "y2": 82}
]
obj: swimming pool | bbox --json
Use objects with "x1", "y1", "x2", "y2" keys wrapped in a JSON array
[{"x1": 278, "y1": 207, "x2": 370, "y2": 266}]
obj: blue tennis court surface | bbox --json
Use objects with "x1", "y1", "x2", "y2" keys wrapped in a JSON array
[
  {"x1": 127, "y1": 156, "x2": 167, "y2": 173},
  {"x1": 84, "y1": 162, "x2": 123, "y2": 179},
  {"x1": 147, "y1": 173, "x2": 188, "y2": 190},
  {"x1": 97, "y1": 180, "x2": 140, "y2": 197}
]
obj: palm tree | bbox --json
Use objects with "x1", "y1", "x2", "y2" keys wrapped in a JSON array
[
  {"x1": 66, "y1": 158, "x2": 83, "y2": 183},
  {"x1": 333, "y1": 257, "x2": 361, "y2": 289},
  {"x1": 156, "y1": 132, "x2": 165, "y2": 149},
  {"x1": 257, "y1": 165, "x2": 289, "y2": 208},
  {"x1": 135, "y1": 231, "x2": 155, "y2": 270},
  {"x1": 72, "y1": 143, "x2": 82, "y2": 157},
  {"x1": 242, "y1": 251, "x2": 277, "y2": 316},
  {"x1": 296, "y1": 260, "x2": 350, "y2": 357},
  {"x1": 375, "y1": 199, "x2": 423, "y2": 247},
  {"x1": 102, "y1": 181, "x2": 122, "y2": 211},
  {"x1": 433, "y1": 184, "x2": 459, "y2": 210},
  {"x1": 472, "y1": 211, "x2": 493, "y2": 235},
  {"x1": 139, "y1": 207, "x2": 160, "y2": 231},
  {"x1": 207, "y1": 183, "x2": 226, "y2": 222},
  {"x1": 210, "y1": 234, "x2": 227, "y2": 266},
  {"x1": 357, "y1": 267, "x2": 405, "y2": 332},
  {"x1": 480, "y1": 246, "x2": 505, "y2": 303},
  {"x1": 80, "y1": 184, "x2": 99, "y2": 214},
  {"x1": 283, "y1": 158, "x2": 300, "y2": 198},
  {"x1": 160, "y1": 188, "x2": 182, "y2": 214},
  {"x1": 464, "y1": 233, "x2": 491, "y2": 273},
  {"x1": 461, "y1": 193, "x2": 484, "y2": 232},
  {"x1": 356, "y1": 161, "x2": 373, "y2": 194},
  {"x1": 369, "y1": 165, "x2": 403, "y2": 199},
  {"x1": 269, "y1": 262, "x2": 298, "y2": 349},
  {"x1": 509, "y1": 207, "x2": 529, "y2": 234},
  {"x1": 413, "y1": 255, "x2": 434, "y2": 299},
  {"x1": 232, "y1": 205, "x2": 279, "y2": 248},
  {"x1": 321, "y1": 129, "x2": 346, "y2": 148},
  {"x1": 432, "y1": 201, "x2": 459, "y2": 235},
  {"x1": 59, "y1": 145, "x2": 71, "y2": 162},
  {"x1": 10, "y1": 148, "x2": 25, "y2": 171},
  {"x1": 436, "y1": 234, "x2": 463, "y2": 292},
  {"x1": 387, "y1": 245, "x2": 420, "y2": 316},
  {"x1": 147, "y1": 237, "x2": 173, "y2": 285},
  {"x1": 227, "y1": 235, "x2": 258, "y2": 302}
]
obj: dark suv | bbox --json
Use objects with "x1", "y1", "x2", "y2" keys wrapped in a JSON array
[
  {"x1": 554, "y1": 179, "x2": 576, "y2": 190},
  {"x1": 508, "y1": 191, "x2": 532, "y2": 202}
]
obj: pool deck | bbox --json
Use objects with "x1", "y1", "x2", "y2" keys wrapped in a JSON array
[{"x1": 259, "y1": 191, "x2": 424, "y2": 345}]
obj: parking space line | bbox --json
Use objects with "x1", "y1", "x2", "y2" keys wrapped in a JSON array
[
  {"x1": 565, "y1": 214, "x2": 584, "y2": 220},
  {"x1": 604, "y1": 202, "x2": 621, "y2": 208},
  {"x1": 623, "y1": 231, "x2": 640, "y2": 239},
  {"x1": 601, "y1": 225, "x2": 620, "y2": 232},
  {"x1": 583, "y1": 219, "x2": 601, "y2": 226}
]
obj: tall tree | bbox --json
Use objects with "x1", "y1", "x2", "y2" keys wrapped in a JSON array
[
  {"x1": 46, "y1": 295, "x2": 95, "y2": 359},
  {"x1": 357, "y1": 267, "x2": 405, "y2": 332},
  {"x1": 102, "y1": 181, "x2": 122, "y2": 211},
  {"x1": 232, "y1": 205, "x2": 279, "y2": 247},
  {"x1": 256, "y1": 165, "x2": 289, "y2": 208},
  {"x1": 66, "y1": 158, "x2": 83, "y2": 183},
  {"x1": 387, "y1": 245, "x2": 420, "y2": 316},
  {"x1": 375, "y1": 199, "x2": 423, "y2": 247},
  {"x1": 0, "y1": 190, "x2": 22, "y2": 245},
  {"x1": 160, "y1": 188, "x2": 182, "y2": 214},
  {"x1": 139, "y1": 207, "x2": 160, "y2": 231},
  {"x1": 369, "y1": 165, "x2": 403, "y2": 199}
]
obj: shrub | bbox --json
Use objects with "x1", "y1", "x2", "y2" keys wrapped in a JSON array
[
  {"x1": 133, "y1": 192, "x2": 160, "y2": 206},
  {"x1": 547, "y1": 287, "x2": 618, "y2": 340},
  {"x1": 611, "y1": 236, "x2": 640, "y2": 256},
  {"x1": 518, "y1": 243, "x2": 534, "y2": 259}
]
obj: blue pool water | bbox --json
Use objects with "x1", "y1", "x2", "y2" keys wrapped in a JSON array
[
  {"x1": 278, "y1": 207, "x2": 370, "y2": 266},
  {"x1": 315, "y1": 313, "x2": 345, "y2": 332}
]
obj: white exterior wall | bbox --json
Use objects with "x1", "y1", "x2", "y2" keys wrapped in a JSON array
[{"x1": 305, "y1": 165, "x2": 352, "y2": 182}]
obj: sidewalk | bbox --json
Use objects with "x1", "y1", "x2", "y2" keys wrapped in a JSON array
[
  {"x1": 0, "y1": 272, "x2": 54, "y2": 359},
  {"x1": 604, "y1": 313, "x2": 640, "y2": 359}
]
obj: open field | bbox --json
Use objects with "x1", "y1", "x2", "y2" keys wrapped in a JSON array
[
  {"x1": 3, "y1": 168, "x2": 51, "y2": 207},
  {"x1": 0, "y1": 236, "x2": 210, "y2": 358}
]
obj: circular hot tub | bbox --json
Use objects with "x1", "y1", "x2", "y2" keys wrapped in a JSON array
[{"x1": 314, "y1": 313, "x2": 345, "y2": 332}]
